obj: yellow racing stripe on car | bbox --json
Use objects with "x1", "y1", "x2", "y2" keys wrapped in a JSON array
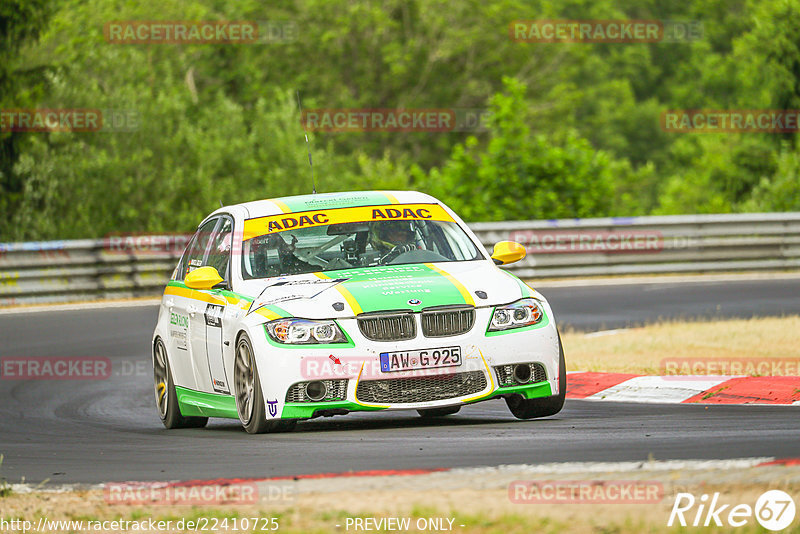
[
  {"x1": 314, "y1": 272, "x2": 363, "y2": 315},
  {"x1": 383, "y1": 192, "x2": 400, "y2": 204},
  {"x1": 269, "y1": 198, "x2": 292, "y2": 213},
  {"x1": 242, "y1": 203, "x2": 453, "y2": 241},
  {"x1": 352, "y1": 361, "x2": 390, "y2": 408},
  {"x1": 163, "y1": 285, "x2": 226, "y2": 306},
  {"x1": 254, "y1": 307, "x2": 282, "y2": 321},
  {"x1": 461, "y1": 349, "x2": 496, "y2": 403},
  {"x1": 424, "y1": 263, "x2": 475, "y2": 306}
]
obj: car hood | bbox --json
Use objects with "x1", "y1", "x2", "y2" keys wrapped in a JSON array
[{"x1": 238, "y1": 261, "x2": 537, "y2": 320}]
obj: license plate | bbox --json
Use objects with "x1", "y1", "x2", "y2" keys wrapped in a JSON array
[{"x1": 379, "y1": 346, "x2": 461, "y2": 373}]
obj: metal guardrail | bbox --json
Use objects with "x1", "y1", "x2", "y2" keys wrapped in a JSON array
[{"x1": 2, "y1": 213, "x2": 799, "y2": 306}]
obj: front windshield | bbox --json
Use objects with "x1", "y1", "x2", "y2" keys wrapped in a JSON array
[{"x1": 241, "y1": 210, "x2": 483, "y2": 279}]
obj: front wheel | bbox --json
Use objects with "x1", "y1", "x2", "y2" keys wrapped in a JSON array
[
  {"x1": 505, "y1": 331, "x2": 566, "y2": 420},
  {"x1": 234, "y1": 332, "x2": 296, "y2": 434},
  {"x1": 153, "y1": 337, "x2": 208, "y2": 429}
]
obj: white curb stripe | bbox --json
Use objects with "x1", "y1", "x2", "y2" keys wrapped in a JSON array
[{"x1": 586, "y1": 375, "x2": 739, "y2": 403}]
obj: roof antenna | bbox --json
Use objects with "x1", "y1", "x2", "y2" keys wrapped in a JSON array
[
  {"x1": 219, "y1": 199, "x2": 224, "y2": 208},
  {"x1": 296, "y1": 90, "x2": 316, "y2": 194}
]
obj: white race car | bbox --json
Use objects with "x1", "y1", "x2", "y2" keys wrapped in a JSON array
[{"x1": 152, "y1": 191, "x2": 565, "y2": 433}]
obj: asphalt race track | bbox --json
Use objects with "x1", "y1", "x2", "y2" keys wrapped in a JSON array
[{"x1": 0, "y1": 277, "x2": 798, "y2": 484}]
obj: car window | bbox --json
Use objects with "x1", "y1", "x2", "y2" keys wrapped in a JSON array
[
  {"x1": 175, "y1": 218, "x2": 219, "y2": 281},
  {"x1": 242, "y1": 218, "x2": 483, "y2": 279},
  {"x1": 206, "y1": 217, "x2": 233, "y2": 282}
]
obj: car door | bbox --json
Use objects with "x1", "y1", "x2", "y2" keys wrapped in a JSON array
[
  {"x1": 166, "y1": 218, "x2": 220, "y2": 391},
  {"x1": 201, "y1": 216, "x2": 233, "y2": 395}
]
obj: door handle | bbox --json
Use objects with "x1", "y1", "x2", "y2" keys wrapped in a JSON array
[{"x1": 187, "y1": 304, "x2": 198, "y2": 317}]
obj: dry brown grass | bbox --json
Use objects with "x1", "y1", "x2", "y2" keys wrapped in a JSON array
[
  {"x1": 2, "y1": 476, "x2": 799, "y2": 534},
  {"x1": 561, "y1": 316, "x2": 800, "y2": 374}
]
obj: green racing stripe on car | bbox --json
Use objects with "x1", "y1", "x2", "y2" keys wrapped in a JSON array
[
  {"x1": 283, "y1": 382, "x2": 553, "y2": 418},
  {"x1": 263, "y1": 320, "x2": 355, "y2": 349},
  {"x1": 281, "y1": 400, "x2": 386, "y2": 419},
  {"x1": 485, "y1": 306, "x2": 550, "y2": 337},
  {"x1": 274, "y1": 191, "x2": 397, "y2": 212},
  {"x1": 485, "y1": 381, "x2": 553, "y2": 400},
  {"x1": 176, "y1": 386, "x2": 238, "y2": 419},
  {"x1": 175, "y1": 384, "x2": 553, "y2": 421},
  {"x1": 165, "y1": 281, "x2": 291, "y2": 317},
  {"x1": 502, "y1": 271, "x2": 535, "y2": 298},
  {"x1": 322, "y1": 264, "x2": 470, "y2": 313}
]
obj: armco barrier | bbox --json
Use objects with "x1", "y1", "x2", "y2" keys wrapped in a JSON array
[
  {"x1": 470, "y1": 212, "x2": 800, "y2": 278},
  {"x1": 1, "y1": 213, "x2": 799, "y2": 306},
  {"x1": 0, "y1": 237, "x2": 182, "y2": 306}
]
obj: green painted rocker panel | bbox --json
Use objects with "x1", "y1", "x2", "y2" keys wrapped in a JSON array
[{"x1": 176, "y1": 386, "x2": 238, "y2": 419}]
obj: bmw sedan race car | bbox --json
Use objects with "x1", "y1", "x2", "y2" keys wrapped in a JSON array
[{"x1": 152, "y1": 191, "x2": 566, "y2": 433}]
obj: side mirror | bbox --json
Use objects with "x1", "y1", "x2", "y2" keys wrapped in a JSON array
[
  {"x1": 184, "y1": 266, "x2": 224, "y2": 290},
  {"x1": 491, "y1": 241, "x2": 526, "y2": 266}
]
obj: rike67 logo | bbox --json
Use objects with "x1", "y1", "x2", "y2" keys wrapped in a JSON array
[{"x1": 669, "y1": 490, "x2": 796, "y2": 531}]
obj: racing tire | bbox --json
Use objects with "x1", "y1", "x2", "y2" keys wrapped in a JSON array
[
  {"x1": 505, "y1": 330, "x2": 567, "y2": 420},
  {"x1": 234, "y1": 332, "x2": 297, "y2": 434},
  {"x1": 417, "y1": 406, "x2": 461, "y2": 417},
  {"x1": 153, "y1": 337, "x2": 208, "y2": 429}
]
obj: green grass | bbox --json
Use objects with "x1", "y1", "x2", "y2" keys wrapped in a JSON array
[
  {"x1": 0, "y1": 455, "x2": 12, "y2": 498},
  {"x1": 702, "y1": 386, "x2": 728, "y2": 400}
]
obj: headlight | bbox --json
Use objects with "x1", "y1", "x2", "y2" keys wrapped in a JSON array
[
  {"x1": 265, "y1": 318, "x2": 348, "y2": 344},
  {"x1": 488, "y1": 298, "x2": 544, "y2": 331}
]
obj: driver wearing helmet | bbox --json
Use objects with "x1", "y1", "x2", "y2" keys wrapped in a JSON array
[{"x1": 369, "y1": 220, "x2": 417, "y2": 258}]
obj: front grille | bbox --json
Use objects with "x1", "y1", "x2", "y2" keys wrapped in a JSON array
[
  {"x1": 421, "y1": 306, "x2": 475, "y2": 337},
  {"x1": 357, "y1": 311, "x2": 416, "y2": 341},
  {"x1": 494, "y1": 363, "x2": 547, "y2": 387},
  {"x1": 356, "y1": 371, "x2": 487, "y2": 404},
  {"x1": 285, "y1": 379, "x2": 348, "y2": 402}
]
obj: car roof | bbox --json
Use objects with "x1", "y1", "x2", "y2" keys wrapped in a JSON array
[{"x1": 211, "y1": 190, "x2": 440, "y2": 220}]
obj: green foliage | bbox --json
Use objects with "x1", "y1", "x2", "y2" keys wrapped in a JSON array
[
  {"x1": 421, "y1": 78, "x2": 618, "y2": 220},
  {"x1": 1, "y1": 0, "x2": 799, "y2": 240},
  {"x1": 0, "y1": 0, "x2": 55, "y2": 237},
  {"x1": 745, "y1": 143, "x2": 800, "y2": 211},
  {"x1": 0, "y1": 454, "x2": 11, "y2": 498}
]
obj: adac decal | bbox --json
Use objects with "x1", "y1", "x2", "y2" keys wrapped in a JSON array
[
  {"x1": 242, "y1": 203, "x2": 454, "y2": 241},
  {"x1": 267, "y1": 399, "x2": 278, "y2": 417},
  {"x1": 371, "y1": 207, "x2": 431, "y2": 219},
  {"x1": 265, "y1": 213, "x2": 329, "y2": 232}
]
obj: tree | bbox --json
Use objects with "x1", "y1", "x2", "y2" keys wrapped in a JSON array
[
  {"x1": 421, "y1": 77, "x2": 621, "y2": 221},
  {"x1": 0, "y1": 0, "x2": 54, "y2": 239}
]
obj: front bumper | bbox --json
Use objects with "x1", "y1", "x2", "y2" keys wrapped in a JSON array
[{"x1": 251, "y1": 305, "x2": 561, "y2": 419}]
